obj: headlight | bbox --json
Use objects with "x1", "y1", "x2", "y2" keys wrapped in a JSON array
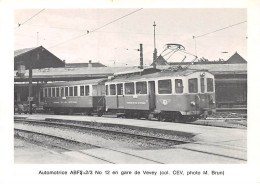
[{"x1": 190, "y1": 101, "x2": 196, "y2": 106}]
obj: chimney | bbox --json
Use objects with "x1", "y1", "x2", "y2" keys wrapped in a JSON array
[
  {"x1": 88, "y1": 60, "x2": 92, "y2": 67},
  {"x1": 139, "y1": 44, "x2": 143, "y2": 69}
]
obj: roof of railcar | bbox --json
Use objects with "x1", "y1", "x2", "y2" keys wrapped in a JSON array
[
  {"x1": 42, "y1": 78, "x2": 107, "y2": 87},
  {"x1": 108, "y1": 69, "x2": 211, "y2": 83}
]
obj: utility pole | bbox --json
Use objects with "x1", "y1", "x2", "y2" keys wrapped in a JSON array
[
  {"x1": 153, "y1": 21, "x2": 157, "y2": 69},
  {"x1": 140, "y1": 43, "x2": 143, "y2": 69}
]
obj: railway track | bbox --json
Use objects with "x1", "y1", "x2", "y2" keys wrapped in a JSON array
[{"x1": 14, "y1": 118, "x2": 247, "y2": 163}]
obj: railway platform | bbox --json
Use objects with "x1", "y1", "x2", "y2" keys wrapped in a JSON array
[{"x1": 14, "y1": 114, "x2": 247, "y2": 163}]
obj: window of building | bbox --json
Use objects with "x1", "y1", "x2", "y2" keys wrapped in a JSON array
[
  {"x1": 125, "y1": 82, "x2": 135, "y2": 95},
  {"x1": 52, "y1": 88, "x2": 56, "y2": 97},
  {"x1": 158, "y1": 79, "x2": 172, "y2": 94},
  {"x1": 136, "y1": 81, "x2": 147, "y2": 94},
  {"x1": 175, "y1": 79, "x2": 183, "y2": 93},
  {"x1": 69, "y1": 87, "x2": 73, "y2": 96},
  {"x1": 65, "y1": 87, "x2": 68, "y2": 97},
  {"x1": 56, "y1": 87, "x2": 60, "y2": 97},
  {"x1": 188, "y1": 78, "x2": 198, "y2": 93},
  {"x1": 117, "y1": 84, "x2": 123, "y2": 95},
  {"x1": 48, "y1": 88, "x2": 52, "y2": 97},
  {"x1": 80, "y1": 86, "x2": 84, "y2": 96},
  {"x1": 85, "y1": 85, "x2": 89, "y2": 96},
  {"x1": 207, "y1": 78, "x2": 214, "y2": 92},
  {"x1": 110, "y1": 84, "x2": 116, "y2": 95},
  {"x1": 61, "y1": 87, "x2": 65, "y2": 97},
  {"x1": 74, "y1": 86, "x2": 78, "y2": 96},
  {"x1": 200, "y1": 78, "x2": 205, "y2": 93}
]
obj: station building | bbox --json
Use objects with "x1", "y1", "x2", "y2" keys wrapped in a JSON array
[{"x1": 14, "y1": 46, "x2": 247, "y2": 112}]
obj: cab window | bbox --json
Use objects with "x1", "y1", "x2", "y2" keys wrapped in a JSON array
[
  {"x1": 207, "y1": 78, "x2": 214, "y2": 92},
  {"x1": 117, "y1": 84, "x2": 123, "y2": 95},
  {"x1": 136, "y1": 81, "x2": 147, "y2": 94},
  {"x1": 158, "y1": 79, "x2": 172, "y2": 94},
  {"x1": 125, "y1": 82, "x2": 135, "y2": 95},
  {"x1": 175, "y1": 79, "x2": 183, "y2": 93},
  {"x1": 188, "y1": 78, "x2": 198, "y2": 93},
  {"x1": 110, "y1": 84, "x2": 116, "y2": 95}
]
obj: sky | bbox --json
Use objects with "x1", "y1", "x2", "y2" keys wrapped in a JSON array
[{"x1": 14, "y1": 8, "x2": 247, "y2": 67}]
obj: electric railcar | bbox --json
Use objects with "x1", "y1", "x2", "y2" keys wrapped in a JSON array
[{"x1": 42, "y1": 69, "x2": 216, "y2": 122}]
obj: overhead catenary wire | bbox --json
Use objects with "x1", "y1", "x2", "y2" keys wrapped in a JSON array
[
  {"x1": 49, "y1": 8, "x2": 143, "y2": 49},
  {"x1": 16, "y1": 9, "x2": 45, "y2": 29}
]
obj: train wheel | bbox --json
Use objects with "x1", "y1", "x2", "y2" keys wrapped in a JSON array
[{"x1": 172, "y1": 112, "x2": 182, "y2": 123}]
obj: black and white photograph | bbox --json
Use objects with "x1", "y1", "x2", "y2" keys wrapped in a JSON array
[{"x1": 1, "y1": 0, "x2": 260, "y2": 185}]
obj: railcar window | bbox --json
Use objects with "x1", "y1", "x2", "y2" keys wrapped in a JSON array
[
  {"x1": 158, "y1": 79, "x2": 172, "y2": 94},
  {"x1": 125, "y1": 82, "x2": 135, "y2": 95},
  {"x1": 80, "y1": 86, "x2": 84, "y2": 96},
  {"x1": 175, "y1": 79, "x2": 183, "y2": 93},
  {"x1": 106, "y1": 85, "x2": 109, "y2": 95},
  {"x1": 45, "y1": 88, "x2": 47, "y2": 98},
  {"x1": 56, "y1": 87, "x2": 60, "y2": 97},
  {"x1": 52, "y1": 88, "x2": 56, "y2": 97},
  {"x1": 110, "y1": 84, "x2": 116, "y2": 95},
  {"x1": 48, "y1": 88, "x2": 52, "y2": 97},
  {"x1": 201, "y1": 78, "x2": 205, "y2": 93},
  {"x1": 117, "y1": 84, "x2": 123, "y2": 95},
  {"x1": 136, "y1": 81, "x2": 147, "y2": 94},
  {"x1": 85, "y1": 85, "x2": 89, "y2": 96},
  {"x1": 188, "y1": 78, "x2": 198, "y2": 93},
  {"x1": 74, "y1": 86, "x2": 78, "y2": 96},
  {"x1": 207, "y1": 78, "x2": 214, "y2": 92},
  {"x1": 69, "y1": 87, "x2": 73, "y2": 96},
  {"x1": 61, "y1": 87, "x2": 65, "y2": 97},
  {"x1": 65, "y1": 87, "x2": 68, "y2": 97}
]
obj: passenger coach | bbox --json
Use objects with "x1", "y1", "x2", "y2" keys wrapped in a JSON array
[{"x1": 42, "y1": 79, "x2": 106, "y2": 115}]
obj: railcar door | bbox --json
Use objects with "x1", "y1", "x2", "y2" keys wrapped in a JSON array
[{"x1": 148, "y1": 81, "x2": 156, "y2": 110}]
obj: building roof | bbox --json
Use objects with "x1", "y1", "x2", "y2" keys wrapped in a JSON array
[
  {"x1": 226, "y1": 52, "x2": 247, "y2": 64},
  {"x1": 65, "y1": 62, "x2": 106, "y2": 68},
  {"x1": 42, "y1": 78, "x2": 107, "y2": 87},
  {"x1": 14, "y1": 46, "x2": 65, "y2": 70}
]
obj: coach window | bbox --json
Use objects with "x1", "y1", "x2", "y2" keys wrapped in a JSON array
[
  {"x1": 125, "y1": 82, "x2": 135, "y2": 95},
  {"x1": 207, "y1": 78, "x2": 214, "y2": 92},
  {"x1": 175, "y1": 79, "x2": 183, "y2": 93},
  {"x1": 52, "y1": 88, "x2": 56, "y2": 97},
  {"x1": 65, "y1": 87, "x2": 68, "y2": 97},
  {"x1": 188, "y1": 78, "x2": 198, "y2": 93},
  {"x1": 136, "y1": 81, "x2": 147, "y2": 94},
  {"x1": 48, "y1": 88, "x2": 52, "y2": 97},
  {"x1": 85, "y1": 85, "x2": 89, "y2": 96},
  {"x1": 109, "y1": 84, "x2": 116, "y2": 95},
  {"x1": 158, "y1": 79, "x2": 172, "y2": 94},
  {"x1": 61, "y1": 87, "x2": 65, "y2": 97},
  {"x1": 74, "y1": 86, "x2": 78, "y2": 96},
  {"x1": 117, "y1": 84, "x2": 123, "y2": 95},
  {"x1": 200, "y1": 78, "x2": 205, "y2": 93},
  {"x1": 56, "y1": 87, "x2": 60, "y2": 97},
  {"x1": 80, "y1": 86, "x2": 84, "y2": 96},
  {"x1": 45, "y1": 88, "x2": 48, "y2": 98},
  {"x1": 69, "y1": 87, "x2": 73, "y2": 96}
]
